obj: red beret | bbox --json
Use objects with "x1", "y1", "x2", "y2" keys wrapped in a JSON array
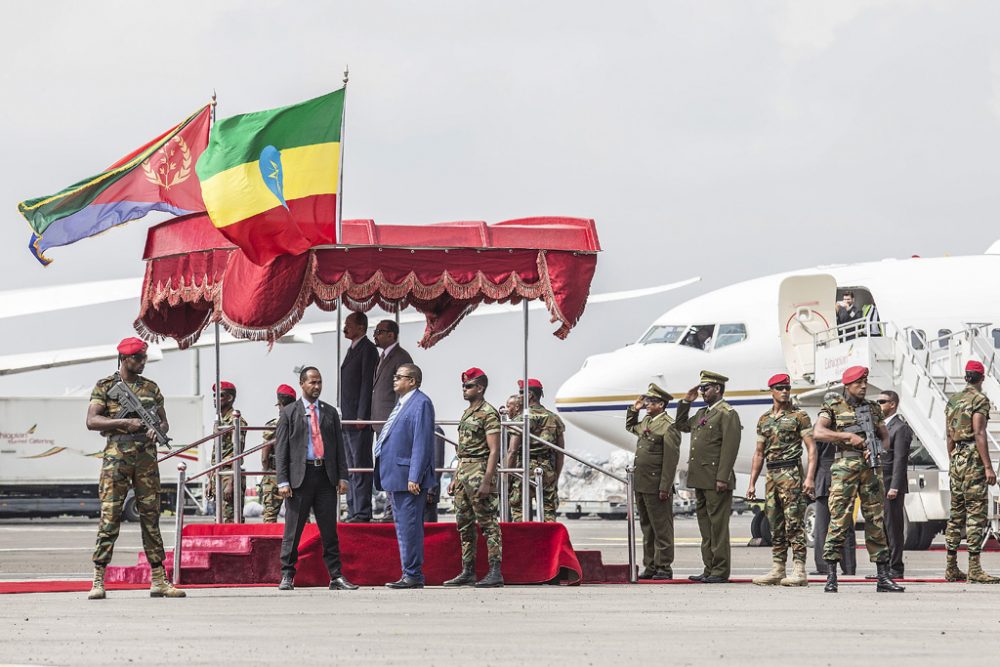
[
  {"x1": 517, "y1": 378, "x2": 543, "y2": 390},
  {"x1": 212, "y1": 381, "x2": 236, "y2": 393},
  {"x1": 841, "y1": 366, "x2": 869, "y2": 385},
  {"x1": 767, "y1": 373, "x2": 791, "y2": 388},
  {"x1": 276, "y1": 384, "x2": 297, "y2": 398},
  {"x1": 966, "y1": 360, "x2": 985, "y2": 374},
  {"x1": 462, "y1": 367, "x2": 486, "y2": 383},
  {"x1": 117, "y1": 337, "x2": 147, "y2": 355}
]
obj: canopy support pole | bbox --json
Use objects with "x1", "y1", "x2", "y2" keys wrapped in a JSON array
[
  {"x1": 522, "y1": 300, "x2": 531, "y2": 521},
  {"x1": 336, "y1": 302, "x2": 342, "y2": 408}
]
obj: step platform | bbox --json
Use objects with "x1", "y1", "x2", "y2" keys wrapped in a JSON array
[{"x1": 106, "y1": 522, "x2": 585, "y2": 587}]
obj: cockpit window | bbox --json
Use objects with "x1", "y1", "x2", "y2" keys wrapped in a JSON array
[
  {"x1": 680, "y1": 325, "x2": 715, "y2": 350},
  {"x1": 714, "y1": 323, "x2": 747, "y2": 349},
  {"x1": 639, "y1": 325, "x2": 687, "y2": 345}
]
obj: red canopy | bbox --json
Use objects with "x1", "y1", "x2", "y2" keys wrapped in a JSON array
[{"x1": 135, "y1": 214, "x2": 600, "y2": 348}]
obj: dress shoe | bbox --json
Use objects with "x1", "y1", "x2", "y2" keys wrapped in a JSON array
[
  {"x1": 688, "y1": 573, "x2": 707, "y2": 582},
  {"x1": 385, "y1": 577, "x2": 424, "y2": 589},
  {"x1": 329, "y1": 576, "x2": 358, "y2": 590},
  {"x1": 864, "y1": 574, "x2": 878, "y2": 581},
  {"x1": 278, "y1": 575, "x2": 294, "y2": 591},
  {"x1": 638, "y1": 569, "x2": 655, "y2": 580},
  {"x1": 343, "y1": 516, "x2": 371, "y2": 524},
  {"x1": 703, "y1": 575, "x2": 729, "y2": 584},
  {"x1": 651, "y1": 570, "x2": 673, "y2": 581}
]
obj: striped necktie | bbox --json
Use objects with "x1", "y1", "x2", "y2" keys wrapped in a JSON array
[{"x1": 374, "y1": 400, "x2": 402, "y2": 459}]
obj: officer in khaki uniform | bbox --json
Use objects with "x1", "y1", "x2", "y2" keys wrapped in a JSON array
[
  {"x1": 676, "y1": 370, "x2": 741, "y2": 583},
  {"x1": 258, "y1": 384, "x2": 298, "y2": 523},
  {"x1": 85, "y1": 337, "x2": 184, "y2": 600},
  {"x1": 625, "y1": 383, "x2": 681, "y2": 579}
]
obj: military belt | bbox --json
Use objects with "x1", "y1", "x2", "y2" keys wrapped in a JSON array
[
  {"x1": 766, "y1": 459, "x2": 800, "y2": 471},
  {"x1": 109, "y1": 434, "x2": 152, "y2": 443},
  {"x1": 833, "y1": 450, "x2": 863, "y2": 460},
  {"x1": 954, "y1": 440, "x2": 975, "y2": 449}
]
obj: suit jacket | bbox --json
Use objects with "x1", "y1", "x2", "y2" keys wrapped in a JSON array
[
  {"x1": 275, "y1": 399, "x2": 349, "y2": 490},
  {"x1": 340, "y1": 336, "x2": 379, "y2": 422},
  {"x1": 814, "y1": 441, "x2": 837, "y2": 498},
  {"x1": 883, "y1": 415, "x2": 912, "y2": 494},
  {"x1": 371, "y1": 344, "x2": 414, "y2": 424},
  {"x1": 675, "y1": 400, "x2": 741, "y2": 490},
  {"x1": 373, "y1": 389, "x2": 437, "y2": 493}
]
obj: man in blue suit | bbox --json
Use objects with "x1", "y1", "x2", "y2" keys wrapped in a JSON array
[{"x1": 374, "y1": 363, "x2": 437, "y2": 589}]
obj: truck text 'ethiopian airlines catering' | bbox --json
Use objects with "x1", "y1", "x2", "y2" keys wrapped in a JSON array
[{"x1": 556, "y1": 246, "x2": 1000, "y2": 549}]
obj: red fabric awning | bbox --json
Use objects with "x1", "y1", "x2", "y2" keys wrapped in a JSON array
[{"x1": 135, "y1": 213, "x2": 600, "y2": 348}]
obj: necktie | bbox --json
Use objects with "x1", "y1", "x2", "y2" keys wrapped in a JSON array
[
  {"x1": 309, "y1": 403, "x2": 324, "y2": 459},
  {"x1": 374, "y1": 400, "x2": 402, "y2": 459}
]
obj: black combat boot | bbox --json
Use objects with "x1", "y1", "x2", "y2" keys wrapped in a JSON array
[
  {"x1": 475, "y1": 560, "x2": 504, "y2": 588},
  {"x1": 875, "y1": 562, "x2": 905, "y2": 593},
  {"x1": 443, "y1": 561, "x2": 477, "y2": 587},
  {"x1": 824, "y1": 560, "x2": 838, "y2": 593}
]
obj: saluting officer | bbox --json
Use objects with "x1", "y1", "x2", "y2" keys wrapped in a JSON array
[
  {"x1": 85, "y1": 338, "x2": 184, "y2": 600},
  {"x1": 676, "y1": 370, "x2": 742, "y2": 583},
  {"x1": 943, "y1": 360, "x2": 999, "y2": 583},
  {"x1": 626, "y1": 383, "x2": 681, "y2": 580},
  {"x1": 444, "y1": 368, "x2": 504, "y2": 588},
  {"x1": 746, "y1": 373, "x2": 817, "y2": 587},
  {"x1": 258, "y1": 384, "x2": 298, "y2": 523},
  {"x1": 813, "y1": 366, "x2": 903, "y2": 593}
]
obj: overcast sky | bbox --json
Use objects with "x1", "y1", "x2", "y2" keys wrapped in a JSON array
[{"x1": 3, "y1": 1, "x2": 1000, "y2": 457}]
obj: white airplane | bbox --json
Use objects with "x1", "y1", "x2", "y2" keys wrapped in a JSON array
[{"x1": 556, "y1": 246, "x2": 1000, "y2": 549}]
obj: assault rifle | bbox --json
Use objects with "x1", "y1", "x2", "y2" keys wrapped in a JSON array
[
  {"x1": 109, "y1": 376, "x2": 171, "y2": 449},
  {"x1": 844, "y1": 402, "x2": 882, "y2": 470}
]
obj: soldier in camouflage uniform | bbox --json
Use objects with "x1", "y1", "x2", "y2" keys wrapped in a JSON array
[
  {"x1": 85, "y1": 338, "x2": 184, "y2": 599},
  {"x1": 208, "y1": 381, "x2": 248, "y2": 523},
  {"x1": 506, "y1": 378, "x2": 565, "y2": 522},
  {"x1": 626, "y1": 383, "x2": 681, "y2": 580},
  {"x1": 258, "y1": 385, "x2": 297, "y2": 523},
  {"x1": 444, "y1": 368, "x2": 504, "y2": 588},
  {"x1": 746, "y1": 373, "x2": 818, "y2": 587},
  {"x1": 813, "y1": 366, "x2": 904, "y2": 593},
  {"x1": 944, "y1": 360, "x2": 999, "y2": 583}
]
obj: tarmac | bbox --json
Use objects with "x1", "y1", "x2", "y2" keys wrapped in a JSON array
[{"x1": 3, "y1": 514, "x2": 1000, "y2": 665}]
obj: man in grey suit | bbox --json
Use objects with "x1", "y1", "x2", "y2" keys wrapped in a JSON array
[
  {"x1": 812, "y1": 443, "x2": 857, "y2": 575},
  {"x1": 878, "y1": 390, "x2": 912, "y2": 578},
  {"x1": 340, "y1": 312, "x2": 379, "y2": 523},
  {"x1": 371, "y1": 320, "x2": 413, "y2": 521}
]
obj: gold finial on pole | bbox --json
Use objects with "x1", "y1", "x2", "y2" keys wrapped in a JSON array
[{"x1": 343, "y1": 65, "x2": 350, "y2": 86}]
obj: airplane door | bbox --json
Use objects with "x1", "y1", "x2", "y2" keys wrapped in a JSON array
[{"x1": 778, "y1": 274, "x2": 838, "y2": 380}]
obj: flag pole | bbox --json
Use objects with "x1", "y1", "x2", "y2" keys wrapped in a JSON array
[
  {"x1": 209, "y1": 88, "x2": 223, "y2": 428},
  {"x1": 335, "y1": 66, "x2": 348, "y2": 408}
]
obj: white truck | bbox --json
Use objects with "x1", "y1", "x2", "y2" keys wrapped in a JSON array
[{"x1": 0, "y1": 396, "x2": 205, "y2": 521}]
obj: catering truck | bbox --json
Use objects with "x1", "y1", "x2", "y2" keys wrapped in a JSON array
[{"x1": 0, "y1": 396, "x2": 205, "y2": 520}]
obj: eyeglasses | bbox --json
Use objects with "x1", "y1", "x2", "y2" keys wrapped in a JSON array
[
  {"x1": 373, "y1": 329, "x2": 390, "y2": 335},
  {"x1": 771, "y1": 384, "x2": 791, "y2": 391},
  {"x1": 876, "y1": 399, "x2": 891, "y2": 404},
  {"x1": 462, "y1": 382, "x2": 479, "y2": 389},
  {"x1": 698, "y1": 384, "x2": 716, "y2": 391},
  {"x1": 393, "y1": 374, "x2": 414, "y2": 380}
]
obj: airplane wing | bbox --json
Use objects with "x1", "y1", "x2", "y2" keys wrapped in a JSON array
[
  {"x1": 0, "y1": 278, "x2": 699, "y2": 375},
  {"x1": 0, "y1": 278, "x2": 142, "y2": 320}
]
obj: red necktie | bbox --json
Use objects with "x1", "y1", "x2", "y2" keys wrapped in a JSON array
[{"x1": 310, "y1": 403, "x2": 324, "y2": 458}]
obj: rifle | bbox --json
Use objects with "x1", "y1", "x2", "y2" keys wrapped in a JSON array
[
  {"x1": 109, "y1": 376, "x2": 171, "y2": 449},
  {"x1": 844, "y1": 403, "x2": 882, "y2": 469}
]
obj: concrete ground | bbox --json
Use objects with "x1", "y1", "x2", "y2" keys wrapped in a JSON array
[{"x1": 3, "y1": 514, "x2": 1000, "y2": 665}]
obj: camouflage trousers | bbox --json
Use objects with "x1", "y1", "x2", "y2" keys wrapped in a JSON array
[
  {"x1": 453, "y1": 460, "x2": 502, "y2": 563},
  {"x1": 823, "y1": 456, "x2": 889, "y2": 563},
  {"x1": 207, "y1": 476, "x2": 246, "y2": 523},
  {"x1": 945, "y1": 445, "x2": 989, "y2": 554},
  {"x1": 258, "y1": 475, "x2": 283, "y2": 524},
  {"x1": 510, "y1": 458, "x2": 559, "y2": 522},
  {"x1": 93, "y1": 440, "x2": 165, "y2": 567},
  {"x1": 765, "y1": 466, "x2": 807, "y2": 563}
]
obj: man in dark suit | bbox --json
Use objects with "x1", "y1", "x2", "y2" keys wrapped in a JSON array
[
  {"x1": 373, "y1": 363, "x2": 437, "y2": 589},
  {"x1": 371, "y1": 320, "x2": 413, "y2": 523},
  {"x1": 340, "y1": 312, "x2": 379, "y2": 523},
  {"x1": 275, "y1": 366, "x2": 357, "y2": 591},
  {"x1": 812, "y1": 440, "x2": 857, "y2": 575},
  {"x1": 878, "y1": 390, "x2": 912, "y2": 578}
]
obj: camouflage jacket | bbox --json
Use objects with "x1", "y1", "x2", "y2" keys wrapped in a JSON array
[
  {"x1": 458, "y1": 400, "x2": 501, "y2": 459},
  {"x1": 89, "y1": 373, "x2": 164, "y2": 439},
  {"x1": 213, "y1": 408, "x2": 249, "y2": 463},
  {"x1": 626, "y1": 406, "x2": 681, "y2": 493},
  {"x1": 817, "y1": 395, "x2": 883, "y2": 451},
  {"x1": 946, "y1": 385, "x2": 991, "y2": 442},
  {"x1": 756, "y1": 407, "x2": 812, "y2": 462},
  {"x1": 261, "y1": 417, "x2": 279, "y2": 468},
  {"x1": 510, "y1": 404, "x2": 566, "y2": 462}
]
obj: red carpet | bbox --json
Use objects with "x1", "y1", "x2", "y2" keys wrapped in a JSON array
[{"x1": 103, "y1": 522, "x2": 582, "y2": 587}]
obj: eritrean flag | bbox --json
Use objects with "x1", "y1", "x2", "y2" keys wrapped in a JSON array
[
  {"x1": 196, "y1": 89, "x2": 343, "y2": 266},
  {"x1": 18, "y1": 106, "x2": 211, "y2": 266}
]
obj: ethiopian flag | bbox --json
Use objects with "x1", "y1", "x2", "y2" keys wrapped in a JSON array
[
  {"x1": 18, "y1": 105, "x2": 211, "y2": 266},
  {"x1": 196, "y1": 89, "x2": 343, "y2": 265}
]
